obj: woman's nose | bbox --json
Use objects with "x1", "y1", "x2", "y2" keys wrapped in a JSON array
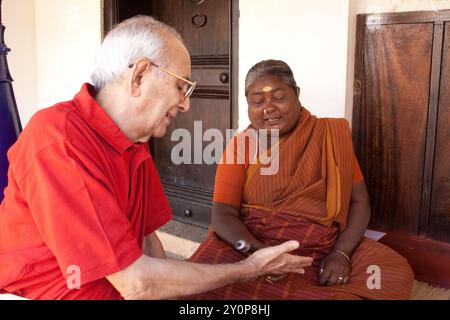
[{"x1": 264, "y1": 104, "x2": 275, "y2": 114}]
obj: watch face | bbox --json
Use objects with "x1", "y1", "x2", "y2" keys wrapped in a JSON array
[{"x1": 235, "y1": 240, "x2": 251, "y2": 253}]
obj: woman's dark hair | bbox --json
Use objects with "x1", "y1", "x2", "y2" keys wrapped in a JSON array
[{"x1": 245, "y1": 59, "x2": 298, "y2": 96}]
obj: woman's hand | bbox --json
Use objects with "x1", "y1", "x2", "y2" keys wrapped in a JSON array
[
  {"x1": 317, "y1": 180, "x2": 370, "y2": 287},
  {"x1": 318, "y1": 251, "x2": 351, "y2": 286}
]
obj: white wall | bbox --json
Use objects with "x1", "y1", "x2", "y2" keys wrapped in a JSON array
[
  {"x1": 3, "y1": 0, "x2": 101, "y2": 127},
  {"x1": 238, "y1": 0, "x2": 351, "y2": 130},
  {"x1": 3, "y1": 0, "x2": 38, "y2": 126},
  {"x1": 34, "y1": 0, "x2": 101, "y2": 115},
  {"x1": 354, "y1": 0, "x2": 450, "y2": 13}
]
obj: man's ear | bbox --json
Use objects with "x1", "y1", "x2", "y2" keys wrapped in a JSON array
[{"x1": 129, "y1": 59, "x2": 151, "y2": 97}]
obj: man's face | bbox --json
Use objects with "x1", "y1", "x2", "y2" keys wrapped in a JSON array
[{"x1": 133, "y1": 41, "x2": 192, "y2": 141}]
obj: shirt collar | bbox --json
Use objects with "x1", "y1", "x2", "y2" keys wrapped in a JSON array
[{"x1": 73, "y1": 83, "x2": 134, "y2": 154}]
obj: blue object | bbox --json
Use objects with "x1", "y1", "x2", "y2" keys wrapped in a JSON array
[
  {"x1": 0, "y1": 86, "x2": 20, "y2": 201},
  {"x1": 0, "y1": 0, "x2": 22, "y2": 201}
]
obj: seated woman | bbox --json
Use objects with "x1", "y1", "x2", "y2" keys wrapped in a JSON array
[{"x1": 188, "y1": 60, "x2": 414, "y2": 300}]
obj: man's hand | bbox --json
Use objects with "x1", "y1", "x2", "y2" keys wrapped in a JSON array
[
  {"x1": 241, "y1": 240, "x2": 313, "y2": 281},
  {"x1": 107, "y1": 240, "x2": 312, "y2": 300},
  {"x1": 318, "y1": 251, "x2": 351, "y2": 286}
]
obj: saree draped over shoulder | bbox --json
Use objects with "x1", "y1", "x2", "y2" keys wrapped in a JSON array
[{"x1": 188, "y1": 109, "x2": 413, "y2": 300}]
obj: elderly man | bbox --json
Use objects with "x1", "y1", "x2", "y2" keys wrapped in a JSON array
[{"x1": 0, "y1": 16, "x2": 312, "y2": 300}]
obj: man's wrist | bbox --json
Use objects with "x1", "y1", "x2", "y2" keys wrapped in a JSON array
[{"x1": 236, "y1": 257, "x2": 258, "y2": 282}]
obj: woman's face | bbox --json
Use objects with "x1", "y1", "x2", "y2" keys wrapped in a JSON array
[{"x1": 247, "y1": 75, "x2": 301, "y2": 136}]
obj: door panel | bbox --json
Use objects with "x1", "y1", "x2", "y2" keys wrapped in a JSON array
[
  {"x1": 359, "y1": 23, "x2": 433, "y2": 233},
  {"x1": 150, "y1": 0, "x2": 232, "y2": 224},
  {"x1": 151, "y1": 0, "x2": 229, "y2": 57},
  {"x1": 430, "y1": 22, "x2": 450, "y2": 242}
]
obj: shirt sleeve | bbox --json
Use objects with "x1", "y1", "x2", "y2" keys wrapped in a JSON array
[
  {"x1": 213, "y1": 137, "x2": 247, "y2": 207},
  {"x1": 352, "y1": 153, "x2": 364, "y2": 184},
  {"x1": 144, "y1": 157, "x2": 172, "y2": 236},
  {"x1": 19, "y1": 140, "x2": 142, "y2": 286}
]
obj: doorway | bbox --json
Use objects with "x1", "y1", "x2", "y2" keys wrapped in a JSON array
[{"x1": 103, "y1": 0, "x2": 239, "y2": 226}]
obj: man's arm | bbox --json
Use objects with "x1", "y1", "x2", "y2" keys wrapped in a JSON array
[
  {"x1": 107, "y1": 240, "x2": 312, "y2": 300},
  {"x1": 143, "y1": 232, "x2": 166, "y2": 259}
]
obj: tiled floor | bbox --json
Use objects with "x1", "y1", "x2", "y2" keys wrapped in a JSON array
[{"x1": 156, "y1": 219, "x2": 208, "y2": 259}]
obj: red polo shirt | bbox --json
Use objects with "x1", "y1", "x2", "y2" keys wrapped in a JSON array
[{"x1": 0, "y1": 84, "x2": 172, "y2": 299}]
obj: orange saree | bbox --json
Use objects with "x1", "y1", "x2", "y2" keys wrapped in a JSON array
[{"x1": 188, "y1": 109, "x2": 413, "y2": 300}]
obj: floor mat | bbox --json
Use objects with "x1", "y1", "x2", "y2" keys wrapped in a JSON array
[{"x1": 410, "y1": 280, "x2": 450, "y2": 300}]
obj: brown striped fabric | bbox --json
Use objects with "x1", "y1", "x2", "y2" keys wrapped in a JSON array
[{"x1": 187, "y1": 208, "x2": 414, "y2": 300}]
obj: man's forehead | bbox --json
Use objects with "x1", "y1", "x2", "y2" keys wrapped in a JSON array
[{"x1": 169, "y1": 45, "x2": 191, "y2": 76}]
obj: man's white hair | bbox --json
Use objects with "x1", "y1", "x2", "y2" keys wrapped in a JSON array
[{"x1": 91, "y1": 15, "x2": 184, "y2": 90}]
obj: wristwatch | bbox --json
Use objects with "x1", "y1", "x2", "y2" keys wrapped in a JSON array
[{"x1": 235, "y1": 240, "x2": 258, "y2": 256}]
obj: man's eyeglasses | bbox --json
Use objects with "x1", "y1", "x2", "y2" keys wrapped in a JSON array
[{"x1": 129, "y1": 60, "x2": 196, "y2": 100}]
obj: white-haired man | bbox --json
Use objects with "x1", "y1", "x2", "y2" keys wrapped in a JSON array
[{"x1": 0, "y1": 16, "x2": 312, "y2": 300}]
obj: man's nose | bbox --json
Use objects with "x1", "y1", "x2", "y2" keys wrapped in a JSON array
[{"x1": 178, "y1": 97, "x2": 190, "y2": 112}]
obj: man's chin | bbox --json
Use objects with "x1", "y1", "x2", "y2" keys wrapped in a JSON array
[
  {"x1": 151, "y1": 128, "x2": 168, "y2": 139},
  {"x1": 137, "y1": 135, "x2": 152, "y2": 143}
]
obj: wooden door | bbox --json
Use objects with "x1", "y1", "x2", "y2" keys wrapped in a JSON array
[
  {"x1": 430, "y1": 22, "x2": 450, "y2": 243},
  {"x1": 104, "y1": 0, "x2": 238, "y2": 226},
  {"x1": 353, "y1": 11, "x2": 450, "y2": 241},
  {"x1": 353, "y1": 17, "x2": 434, "y2": 234}
]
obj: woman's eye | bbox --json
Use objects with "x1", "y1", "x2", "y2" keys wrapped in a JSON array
[{"x1": 273, "y1": 95, "x2": 286, "y2": 101}]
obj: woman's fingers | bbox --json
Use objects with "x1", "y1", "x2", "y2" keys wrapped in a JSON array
[
  {"x1": 343, "y1": 275, "x2": 350, "y2": 285},
  {"x1": 318, "y1": 254, "x2": 352, "y2": 286},
  {"x1": 319, "y1": 264, "x2": 333, "y2": 285},
  {"x1": 326, "y1": 268, "x2": 350, "y2": 286},
  {"x1": 327, "y1": 272, "x2": 341, "y2": 286}
]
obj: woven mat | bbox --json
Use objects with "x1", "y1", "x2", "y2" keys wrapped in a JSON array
[{"x1": 410, "y1": 280, "x2": 450, "y2": 300}]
